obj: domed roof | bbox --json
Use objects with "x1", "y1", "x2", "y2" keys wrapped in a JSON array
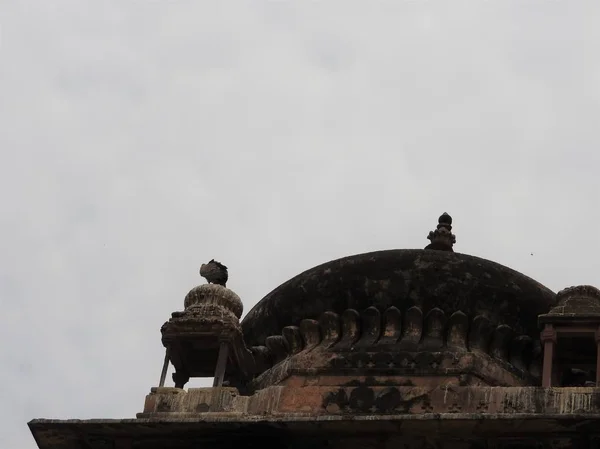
[
  {"x1": 238, "y1": 214, "x2": 558, "y2": 388},
  {"x1": 539, "y1": 285, "x2": 600, "y2": 324},
  {"x1": 242, "y1": 249, "x2": 556, "y2": 346}
]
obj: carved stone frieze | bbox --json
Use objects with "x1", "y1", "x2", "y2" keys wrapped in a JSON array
[{"x1": 248, "y1": 305, "x2": 540, "y2": 387}]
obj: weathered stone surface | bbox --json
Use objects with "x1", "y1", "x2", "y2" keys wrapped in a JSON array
[
  {"x1": 245, "y1": 305, "x2": 539, "y2": 390},
  {"x1": 140, "y1": 384, "x2": 600, "y2": 417},
  {"x1": 183, "y1": 283, "x2": 243, "y2": 317},
  {"x1": 29, "y1": 398, "x2": 600, "y2": 449},
  {"x1": 540, "y1": 284, "x2": 600, "y2": 323},
  {"x1": 242, "y1": 250, "x2": 556, "y2": 350},
  {"x1": 143, "y1": 387, "x2": 246, "y2": 414}
]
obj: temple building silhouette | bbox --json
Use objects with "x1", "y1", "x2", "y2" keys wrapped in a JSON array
[{"x1": 28, "y1": 214, "x2": 600, "y2": 448}]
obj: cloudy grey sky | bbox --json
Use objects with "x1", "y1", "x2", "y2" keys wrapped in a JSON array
[{"x1": 1, "y1": 1, "x2": 600, "y2": 447}]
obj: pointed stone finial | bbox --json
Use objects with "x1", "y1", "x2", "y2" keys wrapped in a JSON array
[{"x1": 425, "y1": 212, "x2": 456, "y2": 252}]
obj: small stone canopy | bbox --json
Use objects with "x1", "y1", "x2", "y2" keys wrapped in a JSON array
[
  {"x1": 160, "y1": 283, "x2": 255, "y2": 389},
  {"x1": 539, "y1": 285, "x2": 600, "y2": 324},
  {"x1": 538, "y1": 285, "x2": 600, "y2": 388}
]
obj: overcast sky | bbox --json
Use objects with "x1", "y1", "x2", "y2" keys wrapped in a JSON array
[{"x1": 1, "y1": 1, "x2": 600, "y2": 447}]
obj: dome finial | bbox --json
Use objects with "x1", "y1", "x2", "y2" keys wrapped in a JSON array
[{"x1": 425, "y1": 212, "x2": 456, "y2": 252}]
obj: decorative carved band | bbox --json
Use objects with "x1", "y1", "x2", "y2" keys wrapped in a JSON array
[
  {"x1": 183, "y1": 284, "x2": 243, "y2": 318},
  {"x1": 250, "y1": 306, "x2": 540, "y2": 379}
]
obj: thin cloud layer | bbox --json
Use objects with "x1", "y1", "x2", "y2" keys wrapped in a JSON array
[{"x1": 1, "y1": 2, "x2": 599, "y2": 447}]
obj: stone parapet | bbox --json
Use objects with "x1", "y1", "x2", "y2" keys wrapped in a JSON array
[{"x1": 138, "y1": 385, "x2": 600, "y2": 418}]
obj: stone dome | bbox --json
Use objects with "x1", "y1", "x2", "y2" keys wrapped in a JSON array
[
  {"x1": 542, "y1": 285, "x2": 600, "y2": 319},
  {"x1": 242, "y1": 249, "x2": 556, "y2": 346},
  {"x1": 238, "y1": 249, "x2": 558, "y2": 389}
]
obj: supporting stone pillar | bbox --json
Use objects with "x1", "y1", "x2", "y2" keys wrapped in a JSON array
[
  {"x1": 158, "y1": 348, "x2": 170, "y2": 387},
  {"x1": 596, "y1": 328, "x2": 600, "y2": 386},
  {"x1": 541, "y1": 324, "x2": 556, "y2": 387},
  {"x1": 213, "y1": 341, "x2": 229, "y2": 387}
]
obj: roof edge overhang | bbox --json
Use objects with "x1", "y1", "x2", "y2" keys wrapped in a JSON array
[
  {"x1": 28, "y1": 413, "x2": 600, "y2": 449},
  {"x1": 28, "y1": 386, "x2": 600, "y2": 448}
]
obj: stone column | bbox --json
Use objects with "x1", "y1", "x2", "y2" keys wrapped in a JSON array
[
  {"x1": 596, "y1": 327, "x2": 600, "y2": 386},
  {"x1": 540, "y1": 324, "x2": 556, "y2": 387}
]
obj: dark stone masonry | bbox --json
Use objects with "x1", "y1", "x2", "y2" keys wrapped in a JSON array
[{"x1": 28, "y1": 214, "x2": 600, "y2": 448}]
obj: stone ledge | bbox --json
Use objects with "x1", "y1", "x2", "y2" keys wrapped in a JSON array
[
  {"x1": 27, "y1": 413, "x2": 600, "y2": 449},
  {"x1": 141, "y1": 385, "x2": 600, "y2": 417},
  {"x1": 29, "y1": 413, "x2": 600, "y2": 449},
  {"x1": 142, "y1": 386, "x2": 286, "y2": 415}
]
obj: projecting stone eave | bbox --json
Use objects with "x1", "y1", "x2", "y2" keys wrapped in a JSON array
[
  {"x1": 26, "y1": 386, "x2": 600, "y2": 449},
  {"x1": 539, "y1": 313, "x2": 600, "y2": 326}
]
